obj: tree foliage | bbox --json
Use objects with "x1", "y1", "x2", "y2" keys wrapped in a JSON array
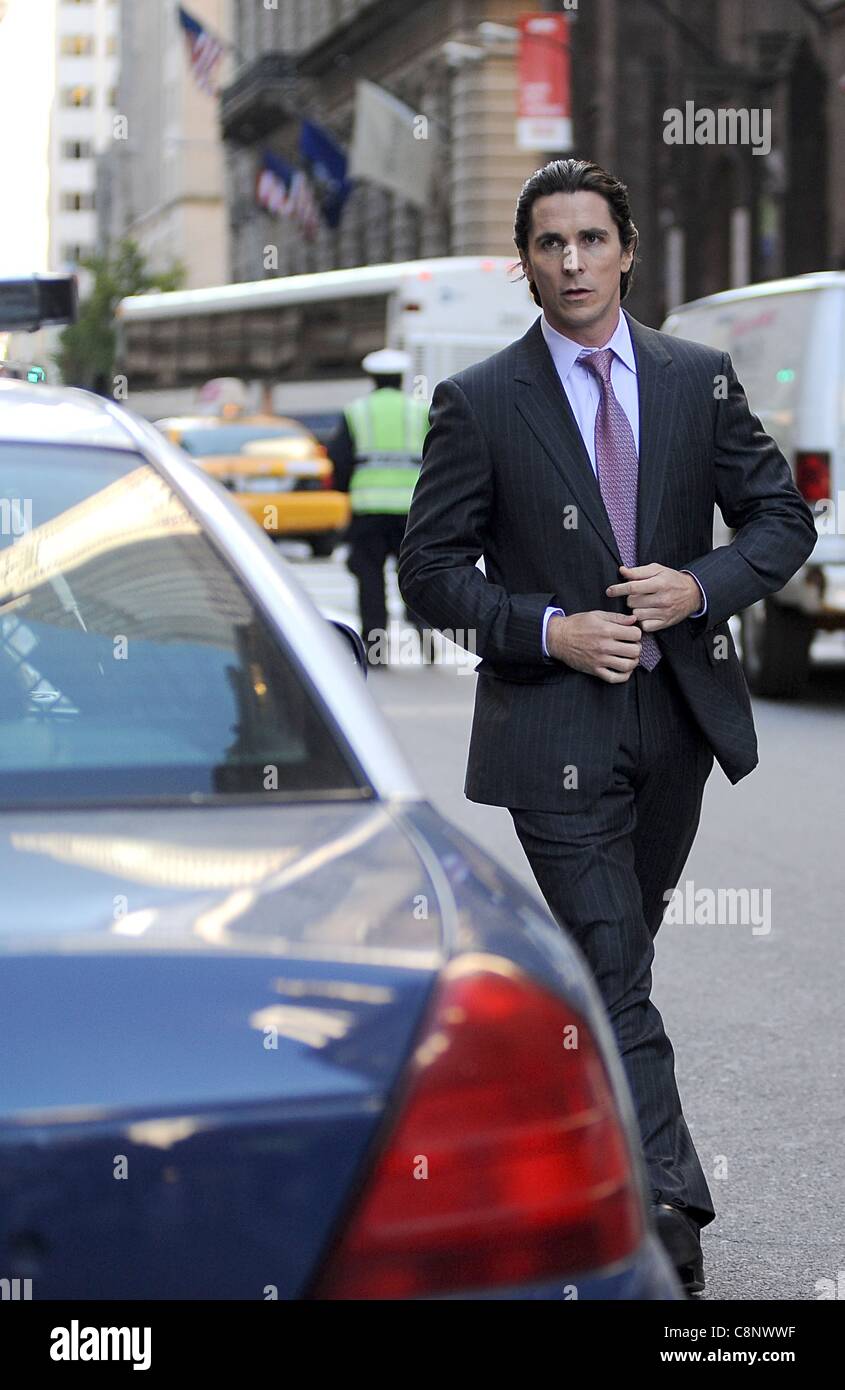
[{"x1": 54, "y1": 240, "x2": 184, "y2": 393}]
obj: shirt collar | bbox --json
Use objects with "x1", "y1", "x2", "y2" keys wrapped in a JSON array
[{"x1": 540, "y1": 308, "x2": 636, "y2": 381}]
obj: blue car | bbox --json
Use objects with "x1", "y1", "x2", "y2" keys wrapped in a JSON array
[{"x1": 0, "y1": 379, "x2": 679, "y2": 1300}]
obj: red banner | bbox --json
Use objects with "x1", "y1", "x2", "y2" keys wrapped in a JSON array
[{"x1": 517, "y1": 12, "x2": 572, "y2": 151}]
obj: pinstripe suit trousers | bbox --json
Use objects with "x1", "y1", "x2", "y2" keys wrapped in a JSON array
[{"x1": 510, "y1": 657, "x2": 717, "y2": 1228}]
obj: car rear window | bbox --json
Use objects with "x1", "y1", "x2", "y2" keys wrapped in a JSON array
[
  {"x1": 285, "y1": 413, "x2": 344, "y2": 445},
  {"x1": 0, "y1": 443, "x2": 365, "y2": 807},
  {"x1": 178, "y1": 425, "x2": 305, "y2": 456}
]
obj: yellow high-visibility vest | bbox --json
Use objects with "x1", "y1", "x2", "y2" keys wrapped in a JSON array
[{"x1": 345, "y1": 388, "x2": 429, "y2": 515}]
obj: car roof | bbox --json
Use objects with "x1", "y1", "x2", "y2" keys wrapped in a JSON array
[
  {"x1": 667, "y1": 271, "x2": 845, "y2": 316},
  {"x1": 0, "y1": 379, "x2": 138, "y2": 450}
]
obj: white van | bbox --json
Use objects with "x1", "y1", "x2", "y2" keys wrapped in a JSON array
[{"x1": 661, "y1": 272, "x2": 845, "y2": 696}]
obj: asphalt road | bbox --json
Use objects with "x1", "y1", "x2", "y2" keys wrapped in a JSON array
[{"x1": 289, "y1": 546, "x2": 845, "y2": 1302}]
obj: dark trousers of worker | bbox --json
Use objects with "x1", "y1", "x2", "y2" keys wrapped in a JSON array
[
  {"x1": 509, "y1": 657, "x2": 717, "y2": 1230},
  {"x1": 347, "y1": 513, "x2": 428, "y2": 646}
]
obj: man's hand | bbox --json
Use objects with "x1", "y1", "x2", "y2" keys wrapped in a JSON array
[
  {"x1": 546, "y1": 611, "x2": 642, "y2": 683},
  {"x1": 606, "y1": 564, "x2": 702, "y2": 631}
]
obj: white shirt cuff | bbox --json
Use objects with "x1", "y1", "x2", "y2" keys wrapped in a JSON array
[
  {"x1": 542, "y1": 606, "x2": 565, "y2": 658},
  {"x1": 681, "y1": 570, "x2": 707, "y2": 619}
]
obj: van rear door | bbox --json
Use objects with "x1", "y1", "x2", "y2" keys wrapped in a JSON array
[{"x1": 662, "y1": 286, "x2": 845, "y2": 564}]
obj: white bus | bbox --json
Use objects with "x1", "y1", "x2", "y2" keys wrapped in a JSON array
[{"x1": 116, "y1": 256, "x2": 540, "y2": 422}]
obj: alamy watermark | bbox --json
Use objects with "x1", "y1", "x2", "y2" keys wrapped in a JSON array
[
  {"x1": 0, "y1": 497, "x2": 32, "y2": 535},
  {"x1": 663, "y1": 879, "x2": 771, "y2": 935},
  {"x1": 663, "y1": 102, "x2": 771, "y2": 157},
  {"x1": 1, "y1": 1277, "x2": 32, "y2": 1300},
  {"x1": 50, "y1": 1321, "x2": 151, "y2": 1371},
  {"x1": 365, "y1": 623, "x2": 478, "y2": 671}
]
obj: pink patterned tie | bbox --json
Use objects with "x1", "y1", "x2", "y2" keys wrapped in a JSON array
[{"x1": 578, "y1": 348, "x2": 661, "y2": 670}]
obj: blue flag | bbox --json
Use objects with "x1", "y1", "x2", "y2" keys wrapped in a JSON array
[{"x1": 299, "y1": 120, "x2": 353, "y2": 228}]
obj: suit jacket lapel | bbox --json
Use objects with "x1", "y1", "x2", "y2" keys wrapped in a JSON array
[
  {"x1": 512, "y1": 310, "x2": 677, "y2": 564},
  {"x1": 513, "y1": 316, "x2": 621, "y2": 564},
  {"x1": 625, "y1": 309, "x2": 677, "y2": 561}
]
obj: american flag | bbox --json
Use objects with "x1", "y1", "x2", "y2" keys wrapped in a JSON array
[
  {"x1": 177, "y1": 6, "x2": 225, "y2": 96},
  {"x1": 256, "y1": 152, "x2": 322, "y2": 242}
]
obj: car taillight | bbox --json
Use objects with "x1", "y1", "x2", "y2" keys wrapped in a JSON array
[
  {"x1": 795, "y1": 451, "x2": 830, "y2": 504},
  {"x1": 312, "y1": 960, "x2": 644, "y2": 1299},
  {"x1": 306, "y1": 443, "x2": 334, "y2": 488}
]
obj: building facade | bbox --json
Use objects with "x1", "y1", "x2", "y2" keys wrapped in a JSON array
[
  {"x1": 49, "y1": 0, "x2": 120, "y2": 293},
  {"x1": 221, "y1": 0, "x2": 844, "y2": 326},
  {"x1": 571, "y1": 0, "x2": 845, "y2": 325},
  {"x1": 98, "y1": 0, "x2": 230, "y2": 289},
  {"x1": 222, "y1": 0, "x2": 547, "y2": 285}
]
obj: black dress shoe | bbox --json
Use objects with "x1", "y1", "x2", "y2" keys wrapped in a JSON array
[{"x1": 652, "y1": 1202, "x2": 705, "y2": 1295}]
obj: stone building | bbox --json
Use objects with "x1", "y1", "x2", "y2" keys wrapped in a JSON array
[
  {"x1": 571, "y1": 0, "x2": 845, "y2": 323},
  {"x1": 222, "y1": 0, "x2": 548, "y2": 283},
  {"x1": 222, "y1": 0, "x2": 844, "y2": 326},
  {"x1": 49, "y1": 0, "x2": 120, "y2": 295},
  {"x1": 99, "y1": 0, "x2": 230, "y2": 289}
]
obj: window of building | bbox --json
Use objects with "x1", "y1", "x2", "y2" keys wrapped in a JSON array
[
  {"x1": 107, "y1": 86, "x2": 118, "y2": 107},
  {"x1": 61, "y1": 139, "x2": 94, "y2": 160},
  {"x1": 60, "y1": 244, "x2": 93, "y2": 264},
  {"x1": 60, "y1": 191, "x2": 96, "y2": 212},
  {"x1": 106, "y1": 35, "x2": 118, "y2": 56},
  {"x1": 60, "y1": 35, "x2": 95, "y2": 55},
  {"x1": 60, "y1": 86, "x2": 93, "y2": 108}
]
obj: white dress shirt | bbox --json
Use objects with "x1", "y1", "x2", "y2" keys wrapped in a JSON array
[{"x1": 538, "y1": 310, "x2": 706, "y2": 657}]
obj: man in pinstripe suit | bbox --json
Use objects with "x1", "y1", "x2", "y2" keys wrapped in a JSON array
[{"x1": 398, "y1": 159, "x2": 816, "y2": 1294}]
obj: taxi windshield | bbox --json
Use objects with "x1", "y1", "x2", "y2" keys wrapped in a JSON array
[{"x1": 0, "y1": 443, "x2": 364, "y2": 807}]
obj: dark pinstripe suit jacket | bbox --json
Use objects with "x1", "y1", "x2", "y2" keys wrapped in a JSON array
[{"x1": 397, "y1": 310, "x2": 817, "y2": 811}]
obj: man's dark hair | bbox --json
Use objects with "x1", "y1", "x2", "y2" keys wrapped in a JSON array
[{"x1": 513, "y1": 158, "x2": 639, "y2": 307}]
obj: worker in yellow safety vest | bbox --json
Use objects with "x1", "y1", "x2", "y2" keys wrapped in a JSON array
[{"x1": 328, "y1": 348, "x2": 432, "y2": 666}]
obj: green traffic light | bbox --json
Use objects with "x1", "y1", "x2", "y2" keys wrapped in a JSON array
[{"x1": 776, "y1": 368, "x2": 795, "y2": 383}]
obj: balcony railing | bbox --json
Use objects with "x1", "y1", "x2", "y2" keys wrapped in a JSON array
[{"x1": 220, "y1": 53, "x2": 299, "y2": 145}]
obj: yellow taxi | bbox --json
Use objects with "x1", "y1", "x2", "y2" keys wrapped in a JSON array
[{"x1": 156, "y1": 414, "x2": 350, "y2": 556}]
